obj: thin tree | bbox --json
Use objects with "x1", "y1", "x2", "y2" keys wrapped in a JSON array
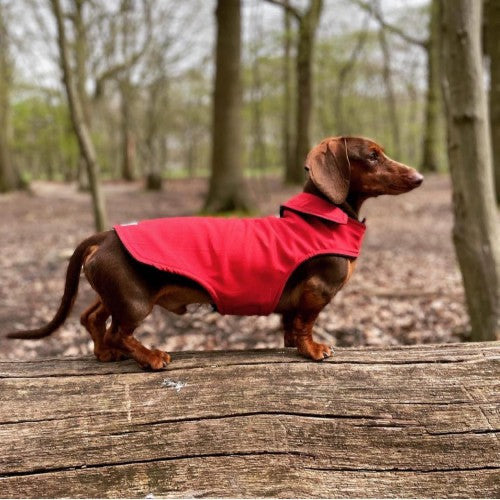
[
  {"x1": 333, "y1": 15, "x2": 370, "y2": 134},
  {"x1": 119, "y1": 78, "x2": 136, "y2": 181},
  {"x1": 116, "y1": 0, "x2": 152, "y2": 182},
  {"x1": 204, "y1": 0, "x2": 250, "y2": 213},
  {"x1": 249, "y1": 3, "x2": 267, "y2": 172},
  {"x1": 375, "y1": 0, "x2": 401, "y2": 158},
  {"x1": 282, "y1": 0, "x2": 294, "y2": 179},
  {"x1": 267, "y1": 0, "x2": 323, "y2": 185},
  {"x1": 440, "y1": 0, "x2": 500, "y2": 340},
  {"x1": 50, "y1": 0, "x2": 108, "y2": 231},
  {"x1": 485, "y1": 0, "x2": 500, "y2": 203},
  {"x1": 421, "y1": 0, "x2": 441, "y2": 172}
]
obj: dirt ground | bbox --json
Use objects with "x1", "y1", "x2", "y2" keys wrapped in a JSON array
[{"x1": 0, "y1": 174, "x2": 468, "y2": 362}]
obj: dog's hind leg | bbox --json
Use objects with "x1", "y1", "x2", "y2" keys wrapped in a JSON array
[
  {"x1": 81, "y1": 298, "x2": 127, "y2": 362},
  {"x1": 80, "y1": 298, "x2": 100, "y2": 332},
  {"x1": 103, "y1": 321, "x2": 170, "y2": 370},
  {"x1": 282, "y1": 311, "x2": 297, "y2": 348}
]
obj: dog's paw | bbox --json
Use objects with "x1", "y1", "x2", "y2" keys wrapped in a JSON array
[
  {"x1": 298, "y1": 340, "x2": 332, "y2": 361},
  {"x1": 143, "y1": 349, "x2": 171, "y2": 370},
  {"x1": 95, "y1": 348, "x2": 128, "y2": 363}
]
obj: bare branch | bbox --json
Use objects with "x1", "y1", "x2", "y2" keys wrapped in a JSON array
[
  {"x1": 264, "y1": 0, "x2": 302, "y2": 22},
  {"x1": 352, "y1": 0, "x2": 428, "y2": 48},
  {"x1": 93, "y1": 0, "x2": 153, "y2": 98}
]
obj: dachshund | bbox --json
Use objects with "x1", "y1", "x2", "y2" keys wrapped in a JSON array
[{"x1": 7, "y1": 136, "x2": 423, "y2": 370}]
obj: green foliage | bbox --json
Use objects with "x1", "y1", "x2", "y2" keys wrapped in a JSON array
[
  {"x1": 11, "y1": 94, "x2": 78, "y2": 181},
  {"x1": 5, "y1": 1, "x2": 448, "y2": 182}
]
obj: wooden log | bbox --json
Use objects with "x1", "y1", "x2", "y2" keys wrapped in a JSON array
[{"x1": 0, "y1": 342, "x2": 498, "y2": 498}]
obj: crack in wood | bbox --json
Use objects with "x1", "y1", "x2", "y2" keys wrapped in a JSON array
[
  {"x1": 3, "y1": 452, "x2": 499, "y2": 481},
  {"x1": 0, "y1": 450, "x2": 314, "y2": 479},
  {"x1": 0, "y1": 412, "x2": 107, "y2": 427},
  {"x1": 131, "y1": 410, "x2": 387, "y2": 428},
  {"x1": 425, "y1": 429, "x2": 500, "y2": 436},
  {"x1": 304, "y1": 465, "x2": 500, "y2": 474}
]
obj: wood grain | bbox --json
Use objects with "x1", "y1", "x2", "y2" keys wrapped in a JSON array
[{"x1": 0, "y1": 343, "x2": 498, "y2": 498}]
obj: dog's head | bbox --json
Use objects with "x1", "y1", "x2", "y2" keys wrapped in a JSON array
[{"x1": 305, "y1": 136, "x2": 423, "y2": 204}]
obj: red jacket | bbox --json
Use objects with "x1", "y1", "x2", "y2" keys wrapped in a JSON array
[{"x1": 114, "y1": 193, "x2": 366, "y2": 316}]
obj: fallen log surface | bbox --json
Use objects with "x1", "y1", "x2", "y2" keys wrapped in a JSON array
[{"x1": 0, "y1": 342, "x2": 499, "y2": 498}]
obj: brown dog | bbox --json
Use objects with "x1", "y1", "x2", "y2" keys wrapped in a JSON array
[{"x1": 7, "y1": 136, "x2": 423, "y2": 370}]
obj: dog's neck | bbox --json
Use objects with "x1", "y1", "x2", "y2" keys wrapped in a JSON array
[
  {"x1": 343, "y1": 193, "x2": 368, "y2": 219},
  {"x1": 303, "y1": 179, "x2": 366, "y2": 220}
]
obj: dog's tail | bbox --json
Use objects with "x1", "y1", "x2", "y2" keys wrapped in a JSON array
[{"x1": 6, "y1": 232, "x2": 108, "y2": 340}]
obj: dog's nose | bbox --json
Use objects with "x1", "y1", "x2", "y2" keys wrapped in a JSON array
[{"x1": 413, "y1": 173, "x2": 424, "y2": 186}]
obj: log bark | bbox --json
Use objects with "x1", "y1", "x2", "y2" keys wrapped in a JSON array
[
  {"x1": 440, "y1": 0, "x2": 500, "y2": 341},
  {"x1": 0, "y1": 342, "x2": 498, "y2": 498}
]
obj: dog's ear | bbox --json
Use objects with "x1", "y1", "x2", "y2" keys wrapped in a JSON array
[{"x1": 305, "y1": 138, "x2": 351, "y2": 204}]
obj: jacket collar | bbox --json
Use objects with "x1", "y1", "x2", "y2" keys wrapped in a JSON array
[{"x1": 280, "y1": 193, "x2": 365, "y2": 227}]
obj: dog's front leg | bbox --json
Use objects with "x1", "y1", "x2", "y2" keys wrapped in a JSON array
[
  {"x1": 293, "y1": 310, "x2": 332, "y2": 360},
  {"x1": 285, "y1": 281, "x2": 332, "y2": 361}
]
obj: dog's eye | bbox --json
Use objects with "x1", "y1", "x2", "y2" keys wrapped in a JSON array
[{"x1": 368, "y1": 151, "x2": 379, "y2": 162}]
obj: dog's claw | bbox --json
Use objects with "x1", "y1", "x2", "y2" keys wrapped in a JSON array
[{"x1": 144, "y1": 349, "x2": 172, "y2": 370}]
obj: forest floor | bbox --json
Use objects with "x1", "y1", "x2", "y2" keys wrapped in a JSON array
[{"x1": 0, "y1": 174, "x2": 468, "y2": 362}]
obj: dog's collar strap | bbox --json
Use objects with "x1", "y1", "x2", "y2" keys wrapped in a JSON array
[{"x1": 280, "y1": 193, "x2": 365, "y2": 228}]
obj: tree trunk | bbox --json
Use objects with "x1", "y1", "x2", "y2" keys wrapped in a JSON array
[
  {"x1": 51, "y1": 0, "x2": 108, "y2": 231},
  {"x1": 282, "y1": 0, "x2": 294, "y2": 182},
  {"x1": 204, "y1": 0, "x2": 250, "y2": 213},
  {"x1": 143, "y1": 75, "x2": 166, "y2": 192},
  {"x1": 485, "y1": 0, "x2": 500, "y2": 204},
  {"x1": 441, "y1": 0, "x2": 500, "y2": 340},
  {"x1": 0, "y1": 5, "x2": 19, "y2": 193},
  {"x1": 289, "y1": 0, "x2": 323, "y2": 185},
  {"x1": 0, "y1": 109, "x2": 16, "y2": 193},
  {"x1": 421, "y1": 0, "x2": 441, "y2": 172}
]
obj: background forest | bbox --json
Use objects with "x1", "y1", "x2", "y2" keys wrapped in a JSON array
[
  {"x1": 1, "y1": 0, "x2": 438, "y2": 187},
  {"x1": 0, "y1": 0, "x2": 498, "y2": 361}
]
